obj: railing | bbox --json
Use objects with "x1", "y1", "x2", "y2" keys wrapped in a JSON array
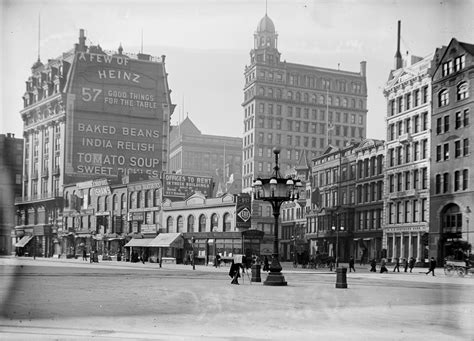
[{"x1": 15, "y1": 190, "x2": 62, "y2": 204}]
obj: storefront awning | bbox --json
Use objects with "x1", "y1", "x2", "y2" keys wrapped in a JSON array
[
  {"x1": 124, "y1": 238, "x2": 153, "y2": 248},
  {"x1": 15, "y1": 235, "x2": 34, "y2": 248},
  {"x1": 148, "y1": 233, "x2": 184, "y2": 248}
]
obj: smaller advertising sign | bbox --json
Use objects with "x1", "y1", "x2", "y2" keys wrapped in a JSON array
[
  {"x1": 236, "y1": 193, "x2": 252, "y2": 229},
  {"x1": 163, "y1": 173, "x2": 213, "y2": 201}
]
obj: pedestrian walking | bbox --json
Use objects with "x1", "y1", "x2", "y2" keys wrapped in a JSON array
[
  {"x1": 349, "y1": 256, "x2": 356, "y2": 272},
  {"x1": 263, "y1": 256, "x2": 269, "y2": 272},
  {"x1": 90, "y1": 250, "x2": 94, "y2": 263},
  {"x1": 393, "y1": 257, "x2": 400, "y2": 272},
  {"x1": 403, "y1": 258, "x2": 409, "y2": 272},
  {"x1": 229, "y1": 259, "x2": 243, "y2": 285},
  {"x1": 140, "y1": 251, "x2": 145, "y2": 264},
  {"x1": 408, "y1": 257, "x2": 415, "y2": 273},
  {"x1": 82, "y1": 248, "x2": 87, "y2": 261},
  {"x1": 426, "y1": 257, "x2": 437, "y2": 276},
  {"x1": 158, "y1": 256, "x2": 162, "y2": 268},
  {"x1": 380, "y1": 259, "x2": 388, "y2": 273},
  {"x1": 370, "y1": 258, "x2": 377, "y2": 272},
  {"x1": 329, "y1": 257, "x2": 334, "y2": 272}
]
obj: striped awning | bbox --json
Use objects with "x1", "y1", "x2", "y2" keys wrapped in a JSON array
[{"x1": 15, "y1": 235, "x2": 34, "y2": 248}]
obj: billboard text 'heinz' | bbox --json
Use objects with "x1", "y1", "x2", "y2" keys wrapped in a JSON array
[{"x1": 66, "y1": 51, "x2": 168, "y2": 181}]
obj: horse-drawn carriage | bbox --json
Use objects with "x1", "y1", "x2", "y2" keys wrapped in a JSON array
[{"x1": 444, "y1": 258, "x2": 473, "y2": 277}]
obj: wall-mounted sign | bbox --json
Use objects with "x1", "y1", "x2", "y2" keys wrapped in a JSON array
[
  {"x1": 65, "y1": 52, "x2": 168, "y2": 183},
  {"x1": 163, "y1": 173, "x2": 213, "y2": 201},
  {"x1": 236, "y1": 193, "x2": 251, "y2": 229}
]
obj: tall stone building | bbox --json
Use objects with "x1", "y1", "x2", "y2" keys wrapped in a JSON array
[
  {"x1": 242, "y1": 13, "x2": 368, "y2": 239},
  {"x1": 169, "y1": 116, "x2": 242, "y2": 196},
  {"x1": 383, "y1": 22, "x2": 432, "y2": 263},
  {"x1": 14, "y1": 29, "x2": 174, "y2": 257},
  {"x1": 429, "y1": 38, "x2": 474, "y2": 263},
  {"x1": 0, "y1": 133, "x2": 23, "y2": 255}
]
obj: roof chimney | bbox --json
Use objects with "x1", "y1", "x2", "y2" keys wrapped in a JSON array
[
  {"x1": 394, "y1": 20, "x2": 402, "y2": 70},
  {"x1": 78, "y1": 29, "x2": 86, "y2": 51}
]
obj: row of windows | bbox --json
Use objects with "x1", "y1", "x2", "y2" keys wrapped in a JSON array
[
  {"x1": 166, "y1": 213, "x2": 232, "y2": 233},
  {"x1": 438, "y1": 82, "x2": 469, "y2": 107},
  {"x1": 387, "y1": 112, "x2": 429, "y2": 141},
  {"x1": 436, "y1": 108, "x2": 470, "y2": 134},
  {"x1": 441, "y1": 55, "x2": 466, "y2": 77},
  {"x1": 388, "y1": 168, "x2": 428, "y2": 192},
  {"x1": 387, "y1": 198, "x2": 428, "y2": 224},
  {"x1": 435, "y1": 170, "x2": 469, "y2": 194},
  {"x1": 246, "y1": 70, "x2": 364, "y2": 95},
  {"x1": 435, "y1": 139, "x2": 469, "y2": 162},
  {"x1": 389, "y1": 85, "x2": 429, "y2": 116},
  {"x1": 355, "y1": 209, "x2": 383, "y2": 231},
  {"x1": 387, "y1": 139, "x2": 429, "y2": 167},
  {"x1": 356, "y1": 181, "x2": 384, "y2": 203}
]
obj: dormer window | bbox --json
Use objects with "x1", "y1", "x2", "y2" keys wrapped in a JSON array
[
  {"x1": 454, "y1": 55, "x2": 465, "y2": 71},
  {"x1": 442, "y1": 60, "x2": 453, "y2": 77}
]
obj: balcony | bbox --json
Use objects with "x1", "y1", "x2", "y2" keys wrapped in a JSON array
[
  {"x1": 15, "y1": 190, "x2": 63, "y2": 204},
  {"x1": 398, "y1": 133, "x2": 412, "y2": 144}
]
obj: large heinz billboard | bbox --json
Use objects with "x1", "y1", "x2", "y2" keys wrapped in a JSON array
[{"x1": 65, "y1": 51, "x2": 169, "y2": 182}]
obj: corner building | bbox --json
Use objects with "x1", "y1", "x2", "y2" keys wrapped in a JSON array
[
  {"x1": 429, "y1": 39, "x2": 474, "y2": 263},
  {"x1": 242, "y1": 14, "x2": 368, "y2": 238},
  {"x1": 383, "y1": 52, "x2": 432, "y2": 264},
  {"x1": 14, "y1": 29, "x2": 174, "y2": 257}
]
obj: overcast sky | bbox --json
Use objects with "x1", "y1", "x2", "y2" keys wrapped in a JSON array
[{"x1": 1, "y1": 0, "x2": 473, "y2": 140}]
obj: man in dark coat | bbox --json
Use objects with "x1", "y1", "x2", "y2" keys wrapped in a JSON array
[
  {"x1": 393, "y1": 257, "x2": 400, "y2": 272},
  {"x1": 263, "y1": 256, "x2": 269, "y2": 272},
  {"x1": 349, "y1": 256, "x2": 356, "y2": 272},
  {"x1": 403, "y1": 258, "x2": 409, "y2": 272},
  {"x1": 426, "y1": 257, "x2": 437, "y2": 276},
  {"x1": 380, "y1": 259, "x2": 388, "y2": 273},
  {"x1": 229, "y1": 260, "x2": 244, "y2": 285},
  {"x1": 408, "y1": 257, "x2": 415, "y2": 272},
  {"x1": 370, "y1": 258, "x2": 377, "y2": 272}
]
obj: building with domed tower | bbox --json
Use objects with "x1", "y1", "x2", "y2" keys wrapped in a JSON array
[
  {"x1": 13, "y1": 29, "x2": 174, "y2": 257},
  {"x1": 242, "y1": 13, "x2": 368, "y2": 249}
]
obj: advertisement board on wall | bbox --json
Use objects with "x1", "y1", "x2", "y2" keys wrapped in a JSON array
[
  {"x1": 163, "y1": 173, "x2": 213, "y2": 201},
  {"x1": 236, "y1": 193, "x2": 251, "y2": 229},
  {"x1": 66, "y1": 51, "x2": 168, "y2": 182}
]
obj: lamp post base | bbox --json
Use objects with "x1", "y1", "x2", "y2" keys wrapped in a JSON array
[{"x1": 263, "y1": 271, "x2": 287, "y2": 286}]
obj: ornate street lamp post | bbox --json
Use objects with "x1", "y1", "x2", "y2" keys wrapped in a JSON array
[
  {"x1": 191, "y1": 236, "x2": 196, "y2": 270},
  {"x1": 331, "y1": 225, "x2": 344, "y2": 267},
  {"x1": 466, "y1": 206, "x2": 471, "y2": 258},
  {"x1": 252, "y1": 148, "x2": 303, "y2": 286}
]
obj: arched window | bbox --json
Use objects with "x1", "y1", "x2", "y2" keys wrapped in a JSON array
[
  {"x1": 177, "y1": 216, "x2": 184, "y2": 233},
  {"x1": 154, "y1": 189, "x2": 160, "y2": 206},
  {"x1": 137, "y1": 191, "x2": 142, "y2": 208},
  {"x1": 441, "y1": 204, "x2": 462, "y2": 234},
  {"x1": 98, "y1": 196, "x2": 105, "y2": 211},
  {"x1": 105, "y1": 195, "x2": 110, "y2": 211},
  {"x1": 335, "y1": 97, "x2": 340, "y2": 106},
  {"x1": 439, "y1": 89, "x2": 449, "y2": 107},
  {"x1": 311, "y1": 94, "x2": 316, "y2": 103},
  {"x1": 223, "y1": 213, "x2": 231, "y2": 232},
  {"x1": 303, "y1": 93, "x2": 309, "y2": 102},
  {"x1": 166, "y1": 216, "x2": 173, "y2": 233},
  {"x1": 268, "y1": 88, "x2": 273, "y2": 97},
  {"x1": 187, "y1": 215, "x2": 195, "y2": 233},
  {"x1": 287, "y1": 91, "x2": 293, "y2": 100},
  {"x1": 130, "y1": 192, "x2": 137, "y2": 209},
  {"x1": 121, "y1": 193, "x2": 126, "y2": 210},
  {"x1": 457, "y1": 82, "x2": 469, "y2": 101},
  {"x1": 199, "y1": 214, "x2": 206, "y2": 232},
  {"x1": 295, "y1": 92, "x2": 301, "y2": 102},
  {"x1": 113, "y1": 194, "x2": 118, "y2": 211},
  {"x1": 211, "y1": 213, "x2": 219, "y2": 231}
]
